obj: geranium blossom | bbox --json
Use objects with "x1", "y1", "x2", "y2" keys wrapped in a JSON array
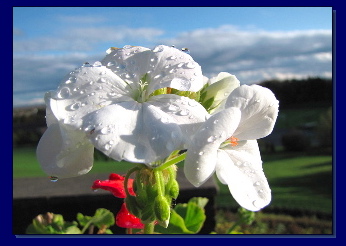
[
  {"x1": 92, "y1": 173, "x2": 135, "y2": 198},
  {"x1": 37, "y1": 45, "x2": 209, "y2": 178},
  {"x1": 91, "y1": 173, "x2": 144, "y2": 229},
  {"x1": 184, "y1": 85, "x2": 279, "y2": 211}
]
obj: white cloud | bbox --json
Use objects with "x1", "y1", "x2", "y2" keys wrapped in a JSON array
[
  {"x1": 14, "y1": 26, "x2": 164, "y2": 52},
  {"x1": 163, "y1": 25, "x2": 332, "y2": 83}
]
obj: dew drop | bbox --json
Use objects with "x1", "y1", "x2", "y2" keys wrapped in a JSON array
[
  {"x1": 177, "y1": 62, "x2": 184, "y2": 68},
  {"x1": 107, "y1": 61, "x2": 116, "y2": 67},
  {"x1": 69, "y1": 103, "x2": 79, "y2": 111},
  {"x1": 254, "y1": 181, "x2": 261, "y2": 186},
  {"x1": 258, "y1": 189, "x2": 264, "y2": 193},
  {"x1": 50, "y1": 176, "x2": 59, "y2": 182},
  {"x1": 101, "y1": 127, "x2": 110, "y2": 134},
  {"x1": 168, "y1": 55, "x2": 177, "y2": 60},
  {"x1": 213, "y1": 119, "x2": 219, "y2": 124},
  {"x1": 99, "y1": 78, "x2": 107, "y2": 83},
  {"x1": 108, "y1": 91, "x2": 117, "y2": 97},
  {"x1": 123, "y1": 45, "x2": 132, "y2": 49},
  {"x1": 255, "y1": 99, "x2": 261, "y2": 103},
  {"x1": 198, "y1": 151, "x2": 204, "y2": 156},
  {"x1": 168, "y1": 104, "x2": 180, "y2": 112},
  {"x1": 65, "y1": 77, "x2": 76, "y2": 84},
  {"x1": 185, "y1": 61, "x2": 196, "y2": 69},
  {"x1": 104, "y1": 143, "x2": 111, "y2": 150},
  {"x1": 93, "y1": 61, "x2": 102, "y2": 67},
  {"x1": 178, "y1": 109, "x2": 189, "y2": 116},
  {"x1": 207, "y1": 136, "x2": 217, "y2": 143},
  {"x1": 57, "y1": 87, "x2": 71, "y2": 99},
  {"x1": 181, "y1": 48, "x2": 190, "y2": 54},
  {"x1": 152, "y1": 46, "x2": 164, "y2": 53},
  {"x1": 154, "y1": 74, "x2": 162, "y2": 79}
]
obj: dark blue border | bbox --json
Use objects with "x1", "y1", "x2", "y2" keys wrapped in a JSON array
[{"x1": 7, "y1": 1, "x2": 342, "y2": 243}]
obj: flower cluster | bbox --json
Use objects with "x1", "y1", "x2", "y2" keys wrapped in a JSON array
[{"x1": 37, "y1": 44, "x2": 279, "y2": 224}]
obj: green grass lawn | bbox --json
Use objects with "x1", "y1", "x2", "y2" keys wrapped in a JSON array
[
  {"x1": 13, "y1": 147, "x2": 137, "y2": 178},
  {"x1": 13, "y1": 147, "x2": 333, "y2": 216}
]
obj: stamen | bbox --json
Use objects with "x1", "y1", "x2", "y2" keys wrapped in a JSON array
[{"x1": 227, "y1": 136, "x2": 239, "y2": 147}]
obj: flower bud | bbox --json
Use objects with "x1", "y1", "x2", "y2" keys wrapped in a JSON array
[
  {"x1": 154, "y1": 195, "x2": 171, "y2": 227},
  {"x1": 140, "y1": 204, "x2": 156, "y2": 224},
  {"x1": 167, "y1": 179, "x2": 179, "y2": 199}
]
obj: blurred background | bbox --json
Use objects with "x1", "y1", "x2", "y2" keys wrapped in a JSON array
[{"x1": 13, "y1": 7, "x2": 333, "y2": 234}]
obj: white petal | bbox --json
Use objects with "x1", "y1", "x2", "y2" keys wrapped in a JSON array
[
  {"x1": 184, "y1": 107, "x2": 241, "y2": 187},
  {"x1": 146, "y1": 45, "x2": 204, "y2": 95},
  {"x1": 36, "y1": 123, "x2": 94, "y2": 179},
  {"x1": 225, "y1": 85, "x2": 279, "y2": 140},
  {"x1": 82, "y1": 101, "x2": 184, "y2": 164},
  {"x1": 49, "y1": 65, "x2": 133, "y2": 129},
  {"x1": 101, "y1": 46, "x2": 152, "y2": 83},
  {"x1": 215, "y1": 140, "x2": 271, "y2": 211},
  {"x1": 148, "y1": 94, "x2": 209, "y2": 146}
]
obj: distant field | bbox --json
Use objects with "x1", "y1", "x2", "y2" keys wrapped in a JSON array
[
  {"x1": 13, "y1": 147, "x2": 137, "y2": 178},
  {"x1": 13, "y1": 147, "x2": 333, "y2": 216}
]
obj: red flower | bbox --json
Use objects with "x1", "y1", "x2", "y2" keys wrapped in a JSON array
[
  {"x1": 116, "y1": 203, "x2": 144, "y2": 229},
  {"x1": 92, "y1": 173, "x2": 144, "y2": 229},
  {"x1": 91, "y1": 173, "x2": 135, "y2": 198}
]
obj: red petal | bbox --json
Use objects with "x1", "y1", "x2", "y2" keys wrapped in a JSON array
[
  {"x1": 116, "y1": 203, "x2": 144, "y2": 229},
  {"x1": 91, "y1": 173, "x2": 136, "y2": 198}
]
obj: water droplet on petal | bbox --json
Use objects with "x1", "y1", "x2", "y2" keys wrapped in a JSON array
[
  {"x1": 65, "y1": 77, "x2": 76, "y2": 84},
  {"x1": 104, "y1": 143, "x2": 111, "y2": 150},
  {"x1": 254, "y1": 181, "x2": 261, "y2": 186},
  {"x1": 107, "y1": 61, "x2": 117, "y2": 67},
  {"x1": 207, "y1": 136, "x2": 217, "y2": 143},
  {"x1": 185, "y1": 61, "x2": 196, "y2": 69},
  {"x1": 213, "y1": 119, "x2": 219, "y2": 124},
  {"x1": 50, "y1": 176, "x2": 59, "y2": 182},
  {"x1": 178, "y1": 109, "x2": 189, "y2": 116},
  {"x1": 161, "y1": 117, "x2": 169, "y2": 123},
  {"x1": 168, "y1": 55, "x2": 177, "y2": 60},
  {"x1": 152, "y1": 46, "x2": 164, "y2": 53},
  {"x1": 101, "y1": 127, "x2": 110, "y2": 134},
  {"x1": 181, "y1": 47, "x2": 190, "y2": 54},
  {"x1": 123, "y1": 45, "x2": 132, "y2": 49},
  {"x1": 168, "y1": 104, "x2": 180, "y2": 112},
  {"x1": 255, "y1": 99, "x2": 261, "y2": 103},
  {"x1": 57, "y1": 87, "x2": 71, "y2": 99},
  {"x1": 198, "y1": 151, "x2": 204, "y2": 156},
  {"x1": 93, "y1": 61, "x2": 102, "y2": 67},
  {"x1": 69, "y1": 102, "x2": 80, "y2": 111}
]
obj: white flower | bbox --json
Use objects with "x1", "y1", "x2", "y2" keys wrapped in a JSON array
[
  {"x1": 184, "y1": 85, "x2": 279, "y2": 211},
  {"x1": 37, "y1": 45, "x2": 209, "y2": 178}
]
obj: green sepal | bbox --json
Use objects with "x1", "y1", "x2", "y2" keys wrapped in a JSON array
[{"x1": 125, "y1": 196, "x2": 142, "y2": 218}]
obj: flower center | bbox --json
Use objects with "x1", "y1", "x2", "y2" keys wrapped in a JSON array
[
  {"x1": 226, "y1": 136, "x2": 239, "y2": 147},
  {"x1": 220, "y1": 136, "x2": 239, "y2": 149}
]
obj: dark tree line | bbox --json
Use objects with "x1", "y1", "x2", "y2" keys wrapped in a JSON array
[{"x1": 258, "y1": 77, "x2": 333, "y2": 109}]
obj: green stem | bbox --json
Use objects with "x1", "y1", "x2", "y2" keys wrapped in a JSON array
[
  {"x1": 143, "y1": 221, "x2": 155, "y2": 234},
  {"x1": 124, "y1": 166, "x2": 140, "y2": 197},
  {"x1": 155, "y1": 152, "x2": 186, "y2": 171}
]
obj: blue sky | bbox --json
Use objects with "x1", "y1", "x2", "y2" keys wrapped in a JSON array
[{"x1": 13, "y1": 7, "x2": 333, "y2": 107}]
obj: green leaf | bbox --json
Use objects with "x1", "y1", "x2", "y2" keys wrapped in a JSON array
[
  {"x1": 155, "y1": 209, "x2": 193, "y2": 234},
  {"x1": 77, "y1": 213, "x2": 92, "y2": 227},
  {"x1": 154, "y1": 197, "x2": 208, "y2": 234},
  {"x1": 91, "y1": 208, "x2": 115, "y2": 228},
  {"x1": 64, "y1": 225, "x2": 82, "y2": 234}
]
